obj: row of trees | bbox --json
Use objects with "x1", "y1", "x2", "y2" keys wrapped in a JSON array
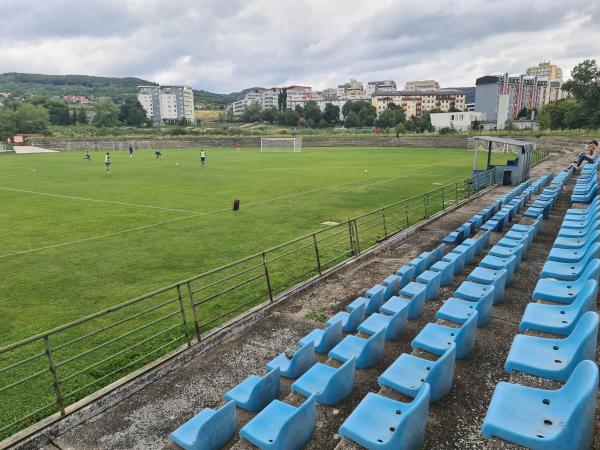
[
  {"x1": 0, "y1": 96, "x2": 150, "y2": 135},
  {"x1": 538, "y1": 59, "x2": 600, "y2": 130}
]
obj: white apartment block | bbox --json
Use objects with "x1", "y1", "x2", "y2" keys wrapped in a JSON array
[
  {"x1": 404, "y1": 80, "x2": 440, "y2": 91},
  {"x1": 337, "y1": 79, "x2": 368, "y2": 100},
  {"x1": 366, "y1": 80, "x2": 397, "y2": 96},
  {"x1": 372, "y1": 90, "x2": 466, "y2": 118},
  {"x1": 137, "y1": 85, "x2": 194, "y2": 123}
]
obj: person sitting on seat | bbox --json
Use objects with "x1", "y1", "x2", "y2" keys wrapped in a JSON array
[{"x1": 567, "y1": 140, "x2": 599, "y2": 170}]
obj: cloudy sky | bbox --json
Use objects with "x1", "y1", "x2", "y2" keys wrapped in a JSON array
[{"x1": 1, "y1": 0, "x2": 599, "y2": 93}]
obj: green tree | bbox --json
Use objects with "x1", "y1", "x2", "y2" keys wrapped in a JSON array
[
  {"x1": 303, "y1": 100, "x2": 322, "y2": 124},
  {"x1": 278, "y1": 109, "x2": 299, "y2": 126},
  {"x1": 344, "y1": 111, "x2": 360, "y2": 127},
  {"x1": 394, "y1": 122, "x2": 406, "y2": 135},
  {"x1": 241, "y1": 102, "x2": 262, "y2": 123},
  {"x1": 358, "y1": 105, "x2": 376, "y2": 126},
  {"x1": 92, "y1": 97, "x2": 120, "y2": 127},
  {"x1": 78, "y1": 108, "x2": 89, "y2": 124},
  {"x1": 0, "y1": 109, "x2": 17, "y2": 136},
  {"x1": 119, "y1": 98, "x2": 148, "y2": 126},
  {"x1": 318, "y1": 118, "x2": 328, "y2": 128},
  {"x1": 14, "y1": 103, "x2": 50, "y2": 133},
  {"x1": 375, "y1": 103, "x2": 405, "y2": 128},
  {"x1": 471, "y1": 119, "x2": 481, "y2": 131},
  {"x1": 323, "y1": 103, "x2": 340, "y2": 124},
  {"x1": 261, "y1": 107, "x2": 278, "y2": 123},
  {"x1": 71, "y1": 109, "x2": 78, "y2": 125},
  {"x1": 563, "y1": 59, "x2": 600, "y2": 127},
  {"x1": 277, "y1": 88, "x2": 288, "y2": 112},
  {"x1": 46, "y1": 99, "x2": 72, "y2": 125}
]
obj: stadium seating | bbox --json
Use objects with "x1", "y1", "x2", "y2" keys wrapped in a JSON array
[
  {"x1": 298, "y1": 320, "x2": 343, "y2": 353},
  {"x1": 170, "y1": 401, "x2": 236, "y2": 450},
  {"x1": 339, "y1": 387, "x2": 430, "y2": 450},
  {"x1": 504, "y1": 311, "x2": 599, "y2": 382},
  {"x1": 224, "y1": 368, "x2": 280, "y2": 412},
  {"x1": 266, "y1": 342, "x2": 315, "y2": 379},
  {"x1": 411, "y1": 312, "x2": 478, "y2": 359},
  {"x1": 291, "y1": 357, "x2": 356, "y2": 405},
  {"x1": 325, "y1": 301, "x2": 366, "y2": 332},
  {"x1": 329, "y1": 328, "x2": 385, "y2": 368},
  {"x1": 357, "y1": 306, "x2": 409, "y2": 340},
  {"x1": 378, "y1": 344, "x2": 456, "y2": 401},
  {"x1": 240, "y1": 394, "x2": 317, "y2": 450},
  {"x1": 482, "y1": 360, "x2": 599, "y2": 450},
  {"x1": 532, "y1": 260, "x2": 600, "y2": 303}
]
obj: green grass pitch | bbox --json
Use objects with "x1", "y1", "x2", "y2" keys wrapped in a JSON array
[{"x1": 0, "y1": 146, "x2": 508, "y2": 435}]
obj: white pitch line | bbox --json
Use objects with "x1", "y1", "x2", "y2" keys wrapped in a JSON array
[
  {"x1": 0, "y1": 186, "x2": 203, "y2": 214},
  {"x1": 0, "y1": 165, "x2": 444, "y2": 258}
]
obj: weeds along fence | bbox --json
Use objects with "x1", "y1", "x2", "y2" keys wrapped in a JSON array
[{"x1": 0, "y1": 169, "x2": 496, "y2": 442}]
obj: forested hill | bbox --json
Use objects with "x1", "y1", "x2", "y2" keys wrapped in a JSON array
[{"x1": 0, "y1": 73, "x2": 237, "y2": 106}]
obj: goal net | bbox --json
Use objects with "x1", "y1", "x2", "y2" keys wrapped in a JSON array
[{"x1": 260, "y1": 137, "x2": 302, "y2": 152}]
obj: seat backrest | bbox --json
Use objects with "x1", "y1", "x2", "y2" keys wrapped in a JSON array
[
  {"x1": 290, "y1": 341, "x2": 315, "y2": 374},
  {"x1": 279, "y1": 394, "x2": 317, "y2": 449},
  {"x1": 194, "y1": 400, "x2": 237, "y2": 449},
  {"x1": 556, "y1": 360, "x2": 599, "y2": 449},
  {"x1": 251, "y1": 367, "x2": 280, "y2": 408},
  {"x1": 456, "y1": 312, "x2": 478, "y2": 343},
  {"x1": 573, "y1": 280, "x2": 599, "y2": 311},
  {"x1": 582, "y1": 242, "x2": 600, "y2": 262},
  {"x1": 348, "y1": 302, "x2": 366, "y2": 328},
  {"x1": 566, "y1": 312, "x2": 599, "y2": 359},
  {"x1": 428, "y1": 343, "x2": 456, "y2": 400},
  {"x1": 360, "y1": 329, "x2": 385, "y2": 366},
  {"x1": 322, "y1": 320, "x2": 343, "y2": 349},
  {"x1": 388, "y1": 384, "x2": 431, "y2": 449},
  {"x1": 396, "y1": 265, "x2": 415, "y2": 288},
  {"x1": 387, "y1": 306, "x2": 409, "y2": 339},
  {"x1": 578, "y1": 259, "x2": 600, "y2": 284},
  {"x1": 327, "y1": 356, "x2": 356, "y2": 392}
]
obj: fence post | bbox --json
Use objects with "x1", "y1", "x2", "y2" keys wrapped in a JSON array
[
  {"x1": 312, "y1": 233, "x2": 322, "y2": 275},
  {"x1": 441, "y1": 187, "x2": 445, "y2": 210},
  {"x1": 405, "y1": 204, "x2": 409, "y2": 228},
  {"x1": 381, "y1": 208, "x2": 388, "y2": 238},
  {"x1": 44, "y1": 336, "x2": 66, "y2": 416},
  {"x1": 353, "y1": 219, "x2": 361, "y2": 255},
  {"x1": 262, "y1": 252, "x2": 274, "y2": 302},
  {"x1": 424, "y1": 193, "x2": 429, "y2": 219},
  {"x1": 455, "y1": 182, "x2": 459, "y2": 204},
  {"x1": 176, "y1": 284, "x2": 192, "y2": 346},
  {"x1": 186, "y1": 281, "x2": 201, "y2": 340},
  {"x1": 347, "y1": 221, "x2": 356, "y2": 256}
]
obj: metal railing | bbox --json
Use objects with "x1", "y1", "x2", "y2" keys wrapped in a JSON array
[
  {"x1": 0, "y1": 169, "x2": 495, "y2": 442},
  {"x1": 531, "y1": 147, "x2": 550, "y2": 167}
]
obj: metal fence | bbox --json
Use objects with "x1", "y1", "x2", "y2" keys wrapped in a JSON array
[
  {"x1": 0, "y1": 169, "x2": 495, "y2": 442},
  {"x1": 531, "y1": 147, "x2": 550, "y2": 167}
]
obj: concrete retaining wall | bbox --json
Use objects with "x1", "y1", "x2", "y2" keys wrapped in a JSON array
[{"x1": 31, "y1": 136, "x2": 470, "y2": 151}]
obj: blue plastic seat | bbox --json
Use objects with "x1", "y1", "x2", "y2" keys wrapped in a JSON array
[
  {"x1": 411, "y1": 312, "x2": 478, "y2": 359},
  {"x1": 266, "y1": 342, "x2": 315, "y2": 379},
  {"x1": 339, "y1": 387, "x2": 430, "y2": 450},
  {"x1": 430, "y1": 260, "x2": 454, "y2": 287},
  {"x1": 416, "y1": 270, "x2": 441, "y2": 301},
  {"x1": 479, "y1": 255, "x2": 517, "y2": 285},
  {"x1": 552, "y1": 229, "x2": 600, "y2": 249},
  {"x1": 557, "y1": 220, "x2": 599, "y2": 238},
  {"x1": 298, "y1": 320, "x2": 343, "y2": 354},
  {"x1": 462, "y1": 238, "x2": 483, "y2": 257},
  {"x1": 224, "y1": 368, "x2": 280, "y2": 412},
  {"x1": 467, "y1": 267, "x2": 507, "y2": 304},
  {"x1": 533, "y1": 261, "x2": 600, "y2": 303},
  {"x1": 365, "y1": 284, "x2": 386, "y2": 307},
  {"x1": 520, "y1": 280, "x2": 597, "y2": 336},
  {"x1": 429, "y1": 243, "x2": 446, "y2": 265},
  {"x1": 407, "y1": 254, "x2": 428, "y2": 277},
  {"x1": 548, "y1": 242, "x2": 600, "y2": 263},
  {"x1": 239, "y1": 394, "x2": 317, "y2": 450},
  {"x1": 291, "y1": 357, "x2": 356, "y2": 405},
  {"x1": 454, "y1": 280, "x2": 495, "y2": 304},
  {"x1": 378, "y1": 344, "x2": 456, "y2": 401},
  {"x1": 170, "y1": 400, "x2": 236, "y2": 450},
  {"x1": 326, "y1": 302, "x2": 366, "y2": 333},
  {"x1": 489, "y1": 243, "x2": 524, "y2": 268},
  {"x1": 347, "y1": 296, "x2": 381, "y2": 315},
  {"x1": 504, "y1": 230, "x2": 533, "y2": 250},
  {"x1": 541, "y1": 259, "x2": 595, "y2": 281},
  {"x1": 442, "y1": 251, "x2": 465, "y2": 276},
  {"x1": 381, "y1": 275, "x2": 401, "y2": 301},
  {"x1": 505, "y1": 312, "x2": 599, "y2": 382},
  {"x1": 435, "y1": 294, "x2": 492, "y2": 327},
  {"x1": 358, "y1": 304, "x2": 408, "y2": 341},
  {"x1": 329, "y1": 329, "x2": 385, "y2": 368},
  {"x1": 395, "y1": 265, "x2": 415, "y2": 289},
  {"x1": 388, "y1": 282, "x2": 428, "y2": 319},
  {"x1": 482, "y1": 360, "x2": 599, "y2": 450},
  {"x1": 452, "y1": 242, "x2": 476, "y2": 265},
  {"x1": 442, "y1": 229, "x2": 465, "y2": 244}
]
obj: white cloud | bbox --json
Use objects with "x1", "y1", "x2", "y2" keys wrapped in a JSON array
[{"x1": 0, "y1": 0, "x2": 598, "y2": 92}]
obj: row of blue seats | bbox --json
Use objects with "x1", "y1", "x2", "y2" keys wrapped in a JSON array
[
  {"x1": 482, "y1": 166, "x2": 599, "y2": 450},
  {"x1": 524, "y1": 169, "x2": 572, "y2": 219},
  {"x1": 168, "y1": 176, "x2": 548, "y2": 450},
  {"x1": 572, "y1": 159, "x2": 600, "y2": 203},
  {"x1": 338, "y1": 174, "x2": 555, "y2": 449}
]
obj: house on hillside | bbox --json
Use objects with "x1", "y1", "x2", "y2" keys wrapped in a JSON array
[{"x1": 63, "y1": 95, "x2": 91, "y2": 104}]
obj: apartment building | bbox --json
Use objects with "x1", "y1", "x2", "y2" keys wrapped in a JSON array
[
  {"x1": 366, "y1": 80, "x2": 397, "y2": 96},
  {"x1": 430, "y1": 111, "x2": 486, "y2": 131},
  {"x1": 337, "y1": 79, "x2": 368, "y2": 100},
  {"x1": 371, "y1": 90, "x2": 466, "y2": 118},
  {"x1": 474, "y1": 73, "x2": 568, "y2": 122},
  {"x1": 137, "y1": 85, "x2": 194, "y2": 123},
  {"x1": 525, "y1": 62, "x2": 563, "y2": 81},
  {"x1": 404, "y1": 80, "x2": 440, "y2": 91}
]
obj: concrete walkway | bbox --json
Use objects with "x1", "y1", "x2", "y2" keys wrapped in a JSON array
[{"x1": 34, "y1": 152, "x2": 597, "y2": 450}]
